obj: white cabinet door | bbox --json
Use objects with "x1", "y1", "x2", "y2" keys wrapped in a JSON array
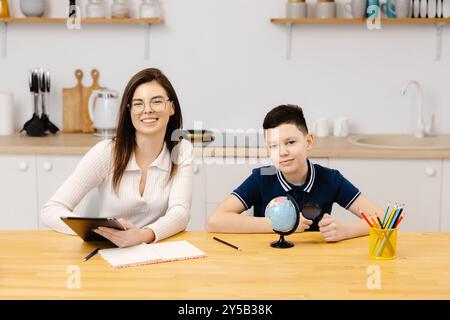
[
  {"x1": 0, "y1": 155, "x2": 38, "y2": 230},
  {"x1": 329, "y1": 158, "x2": 442, "y2": 232},
  {"x1": 186, "y1": 163, "x2": 206, "y2": 231},
  {"x1": 441, "y1": 160, "x2": 450, "y2": 232},
  {"x1": 36, "y1": 155, "x2": 99, "y2": 230}
]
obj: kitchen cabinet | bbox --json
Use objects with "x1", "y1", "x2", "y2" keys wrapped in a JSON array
[
  {"x1": 329, "y1": 158, "x2": 442, "y2": 231},
  {"x1": 0, "y1": 155, "x2": 38, "y2": 230},
  {"x1": 36, "y1": 155, "x2": 98, "y2": 230},
  {"x1": 441, "y1": 160, "x2": 450, "y2": 232}
]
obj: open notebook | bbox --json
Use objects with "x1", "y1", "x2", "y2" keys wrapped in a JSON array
[{"x1": 99, "y1": 240, "x2": 207, "y2": 269}]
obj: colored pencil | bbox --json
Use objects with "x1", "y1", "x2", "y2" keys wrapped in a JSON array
[
  {"x1": 360, "y1": 211, "x2": 373, "y2": 227},
  {"x1": 381, "y1": 204, "x2": 390, "y2": 226}
]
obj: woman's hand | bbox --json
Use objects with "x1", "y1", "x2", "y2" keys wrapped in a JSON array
[
  {"x1": 296, "y1": 214, "x2": 313, "y2": 232},
  {"x1": 318, "y1": 214, "x2": 347, "y2": 242},
  {"x1": 93, "y1": 218, "x2": 155, "y2": 248}
]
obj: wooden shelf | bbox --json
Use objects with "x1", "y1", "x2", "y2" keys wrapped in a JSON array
[
  {"x1": 271, "y1": 18, "x2": 450, "y2": 24},
  {"x1": 0, "y1": 17, "x2": 163, "y2": 24},
  {"x1": 0, "y1": 17, "x2": 164, "y2": 60},
  {"x1": 271, "y1": 17, "x2": 449, "y2": 60}
]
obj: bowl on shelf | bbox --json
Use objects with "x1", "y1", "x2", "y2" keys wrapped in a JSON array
[
  {"x1": 20, "y1": 0, "x2": 46, "y2": 17},
  {"x1": 181, "y1": 130, "x2": 215, "y2": 144}
]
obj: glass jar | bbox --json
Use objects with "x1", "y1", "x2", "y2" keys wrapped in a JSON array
[
  {"x1": 0, "y1": 0, "x2": 11, "y2": 18},
  {"x1": 111, "y1": 0, "x2": 130, "y2": 18},
  {"x1": 86, "y1": 0, "x2": 105, "y2": 18},
  {"x1": 140, "y1": 0, "x2": 161, "y2": 18}
]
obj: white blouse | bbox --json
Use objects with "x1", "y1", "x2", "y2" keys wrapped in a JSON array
[{"x1": 40, "y1": 139, "x2": 193, "y2": 243}]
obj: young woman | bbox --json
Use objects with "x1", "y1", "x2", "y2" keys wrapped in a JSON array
[{"x1": 41, "y1": 68, "x2": 193, "y2": 247}]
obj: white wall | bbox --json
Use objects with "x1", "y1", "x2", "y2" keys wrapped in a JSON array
[{"x1": 1, "y1": 0, "x2": 449, "y2": 135}]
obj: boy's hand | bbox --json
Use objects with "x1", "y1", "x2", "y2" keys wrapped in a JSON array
[
  {"x1": 318, "y1": 214, "x2": 347, "y2": 242},
  {"x1": 296, "y1": 214, "x2": 313, "y2": 232}
]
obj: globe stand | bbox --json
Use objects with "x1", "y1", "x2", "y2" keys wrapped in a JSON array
[{"x1": 271, "y1": 234, "x2": 294, "y2": 249}]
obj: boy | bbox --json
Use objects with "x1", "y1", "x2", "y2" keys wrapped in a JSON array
[{"x1": 206, "y1": 105, "x2": 382, "y2": 242}]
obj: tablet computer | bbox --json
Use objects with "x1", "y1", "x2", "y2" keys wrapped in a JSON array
[{"x1": 60, "y1": 217, "x2": 126, "y2": 241}]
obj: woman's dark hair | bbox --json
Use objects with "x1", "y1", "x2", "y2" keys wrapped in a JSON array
[
  {"x1": 263, "y1": 104, "x2": 308, "y2": 135},
  {"x1": 112, "y1": 68, "x2": 183, "y2": 192}
]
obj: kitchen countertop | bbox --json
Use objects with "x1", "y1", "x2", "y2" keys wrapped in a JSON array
[{"x1": 1, "y1": 132, "x2": 450, "y2": 159}]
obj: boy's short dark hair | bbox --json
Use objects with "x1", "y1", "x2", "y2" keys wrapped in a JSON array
[{"x1": 263, "y1": 105, "x2": 309, "y2": 135}]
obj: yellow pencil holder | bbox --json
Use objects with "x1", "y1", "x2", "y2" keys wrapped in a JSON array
[{"x1": 368, "y1": 227, "x2": 398, "y2": 260}]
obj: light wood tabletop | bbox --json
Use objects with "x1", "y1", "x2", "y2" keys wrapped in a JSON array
[{"x1": 1, "y1": 231, "x2": 450, "y2": 299}]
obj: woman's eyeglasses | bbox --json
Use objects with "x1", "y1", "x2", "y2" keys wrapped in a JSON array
[{"x1": 127, "y1": 97, "x2": 171, "y2": 114}]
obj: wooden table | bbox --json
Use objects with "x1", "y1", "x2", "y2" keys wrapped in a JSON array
[{"x1": 1, "y1": 231, "x2": 450, "y2": 299}]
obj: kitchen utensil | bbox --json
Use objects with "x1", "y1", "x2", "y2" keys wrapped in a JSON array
[
  {"x1": 444, "y1": 0, "x2": 450, "y2": 16},
  {"x1": 81, "y1": 69, "x2": 104, "y2": 133},
  {"x1": 20, "y1": 69, "x2": 46, "y2": 136},
  {"x1": 286, "y1": 0, "x2": 307, "y2": 18},
  {"x1": 333, "y1": 117, "x2": 350, "y2": 137},
  {"x1": 182, "y1": 130, "x2": 215, "y2": 144},
  {"x1": 111, "y1": 0, "x2": 131, "y2": 18},
  {"x1": 312, "y1": 118, "x2": 330, "y2": 137},
  {"x1": 0, "y1": 0, "x2": 10, "y2": 17},
  {"x1": 20, "y1": 0, "x2": 46, "y2": 17},
  {"x1": 413, "y1": 0, "x2": 420, "y2": 17},
  {"x1": 316, "y1": 0, "x2": 337, "y2": 18},
  {"x1": 39, "y1": 70, "x2": 59, "y2": 134},
  {"x1": 88, "y1": 89, "x2": 120, "y2": 137},
  {"x1": 0, "y1": 92, "x2": 14, "y2": 135},
  {"x1": 366, "y1": 0, "x2": 380, "y2": 17},
  {"x1": 391, "y1": 0, "x2": 412, "y2": 18},
  {"x1": 344, "y1": 0, "x2": 367, "y2": 18},
  {"x1": 381, "y1": 0, "x2": 397, "y2": 18},
  {"x1": 86, "y1": 0, "x2": 106, "y2": 18},
  {"x1": 444, "y1": 0, "x2": 450, "y2": 17},
  {"x1": 63, "y1": 69, "x2": 84, "y2": 133},
  {"x1": 428, "y1": 0, "x2": 437, "y2": 17},
  {"x1": 140, "y1": 0, "x2": 162, "y2": 18},
  {"x1": 420, "y1": 0, "x2": 428, "y2": 17}
]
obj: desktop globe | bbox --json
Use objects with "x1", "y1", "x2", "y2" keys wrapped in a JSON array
[{"x1": 265, "y1": 195, "x2": 300, "y2": 248}]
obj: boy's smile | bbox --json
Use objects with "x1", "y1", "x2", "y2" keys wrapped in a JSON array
[{"x1": 265, "y1": 123, "x2": 314, "y2": 186}]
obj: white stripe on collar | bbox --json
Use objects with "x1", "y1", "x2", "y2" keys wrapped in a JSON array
[
  {"x1": 276, "y1": 159, "x2": 316, "y2": 193},
  {"x1": 277, "y1": 170, "x2": 291, "y2": 192},
  {"x1": 304, "y1": 160, "x2": 315, "y2": 192}
]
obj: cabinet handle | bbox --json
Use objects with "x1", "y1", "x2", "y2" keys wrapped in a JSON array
[
  {"x1": 18, "y1": 161, "x2": 28, "y2": 171},
  {"x1": 193, "y1": 165, "x2": 199, "y2": 174},
  {"x1": 43, "y1": 161, "x2": 53, "y2": 172},
  {"x1": 425, "y1": 167, "x2": 436, "y2": 177}
]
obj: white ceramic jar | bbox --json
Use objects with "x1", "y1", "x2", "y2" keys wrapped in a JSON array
[
  {"x1": 111, "y1": 0, "x2": 130, "y2": 18},
  {"x1": 140, "y1": 0, "x2": 161, "y2": 18},
  {"x1": 86, "y1": 0, "x2": 105, "y2": 18}
]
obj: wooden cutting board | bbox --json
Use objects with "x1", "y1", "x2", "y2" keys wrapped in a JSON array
[
  {"x1": 62, "y1": 69, "x2": 83, "y2": 133},
  {"x1": 62, "y1": 69, "x2": 105, "y2": 133}
]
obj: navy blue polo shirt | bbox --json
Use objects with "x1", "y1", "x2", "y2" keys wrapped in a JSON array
[{"x1": 231, "y1": 159, "x2": 361, "y2": 231}]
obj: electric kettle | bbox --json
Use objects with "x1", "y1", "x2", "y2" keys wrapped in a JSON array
[{"x1": 88, "y1": 89, "x2": 120, "y2": 137}]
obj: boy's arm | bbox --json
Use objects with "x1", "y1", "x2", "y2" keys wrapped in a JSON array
[
  {"x1": 319, "y1": 195, "x2": 384, "y2": 241},
  {"x1": 206, "y1": 195, "x2": 274, "y2": 233},
  {"x1": 346, "y1": 195, "x2": 385, "y2": 237},
  {"x1": 206, "y1": 195, "x2": 313, "y2": 233}
]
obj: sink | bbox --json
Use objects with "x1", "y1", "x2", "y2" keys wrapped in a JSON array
[{"x1": 348, "y1": 135, "x2": 450, "y2": 150}]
